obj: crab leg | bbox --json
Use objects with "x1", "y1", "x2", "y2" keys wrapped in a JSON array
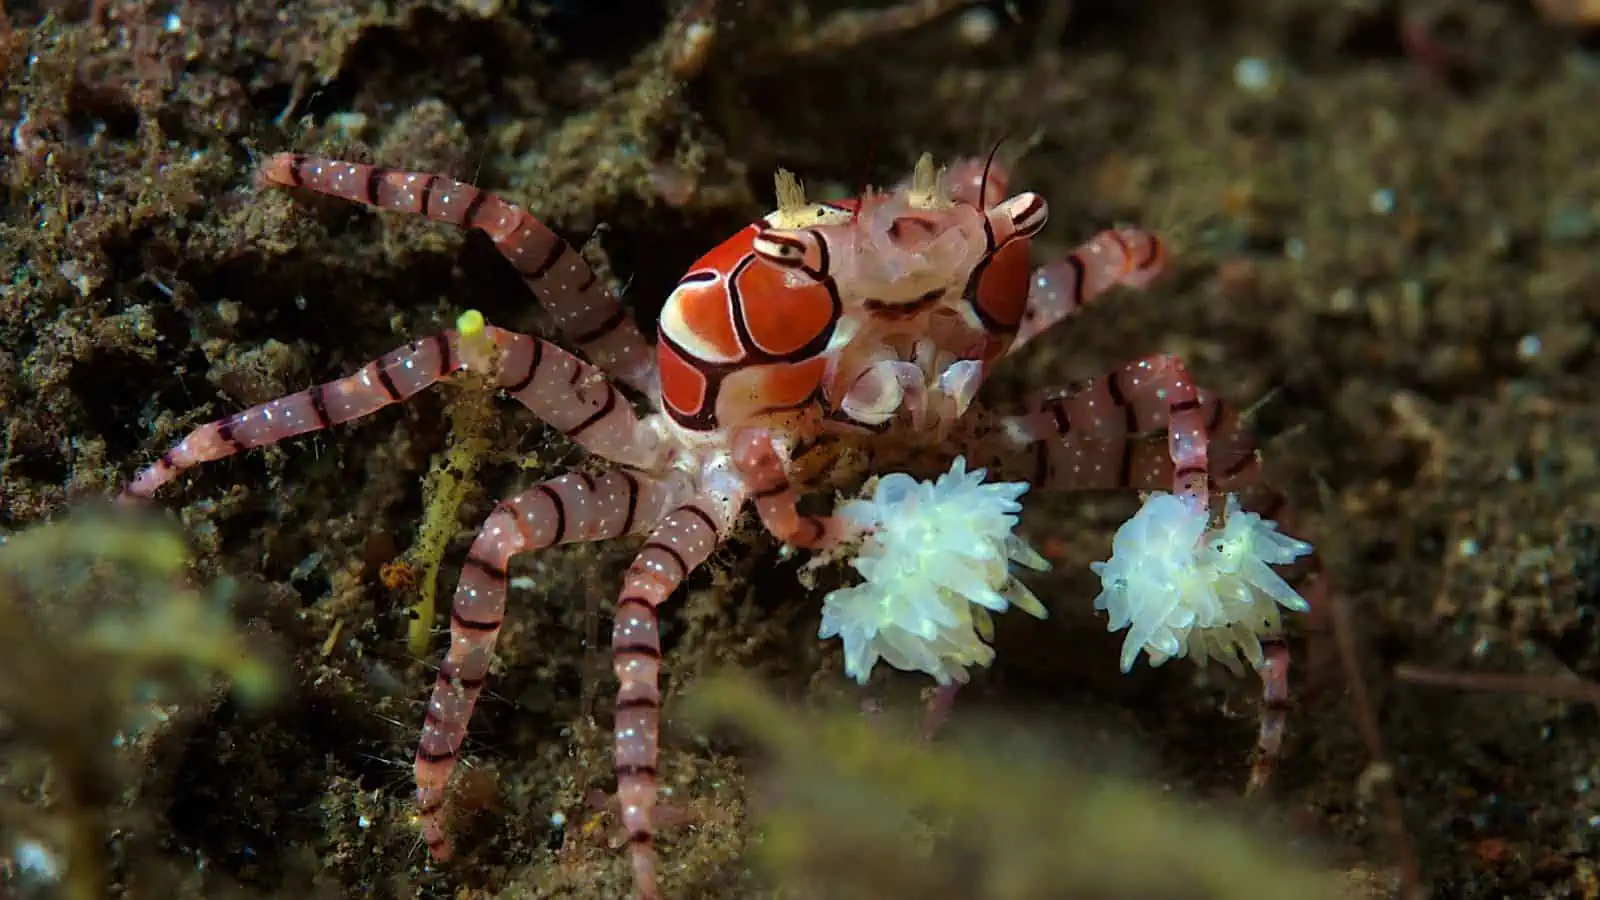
[
  {"x1": 1231, "y1": 487, "x2": 1326, "y2": 793},
  {"x1": 730, "y1": 427, "x2": 852, "y2": 549},
  {"x1": 998, "y1": 388, "x2": 1260, "y2": 496},
  {"x1": 482, "y1": 327, "x2": 663, "y2": 469},
  {"x1": 417, "y1": 470, "x2": 683, "y2": 859},
  {"x1": 999, "y1": 354, "x2": 1213, "y2": 510},
  {"x1": 611, "y1": 497, "x2": 732, "y2": 898},
  {"x1": 993, "y1": 378, "x2": 1322, "y2": 792},
  {"x1": 1009, "y1": 227, "x2": 1169, "y2": 354},
  {"x1": 260, "y1": 153, "x2": 657, "y2": 393},
  {"x1": 121, "y1": 325, "x2": 661, "y2": 501}
]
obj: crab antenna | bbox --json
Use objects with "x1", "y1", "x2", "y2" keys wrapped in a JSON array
[{"x1": 978, "y1": 136, "x2": 1008, "y2": 210}]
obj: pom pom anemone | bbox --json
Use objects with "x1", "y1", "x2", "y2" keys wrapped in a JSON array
[
  {"x1": 816, "y1": 458, "x2": 1049, "y2": 686},
  {"x1": 1090, "y1": 492, "x2": 1314, "y2": 674}
]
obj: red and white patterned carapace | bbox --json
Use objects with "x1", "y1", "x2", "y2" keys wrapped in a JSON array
[{"x1": 120, "y1": 150, "x2": 1319, "y2": 899}]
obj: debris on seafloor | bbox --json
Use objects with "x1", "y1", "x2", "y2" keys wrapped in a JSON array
[
  {"x1": 0, "y1": 508, "x2": 281, "y2": 900},
  {"x1": 1532, "y1": 0, "x2": 1600, "y2": 26},
  {"x1": 398, "y1": 311, "x2": 502, "y2": 659},
  {"x1": 684, "y1": 676, "x2": 1345, "y2": 900}
]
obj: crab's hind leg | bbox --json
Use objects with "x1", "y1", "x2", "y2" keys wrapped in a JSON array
[
  {"x1": 260, "y1": 153, "x2": 656, "y2": 393},
  {"x1": 611, "y1": 495, "x2": 735, "y2": 899},
  {"x1": 122, "y1": 331, "x2": 465, "y2": 501},
  {"x1": 122, "y1": 323, "x2": 659, "y2": 500},
  {"x1": 984, "y1": 378, "x2": 1323, "y2": 792},
  {"x1": 1231, "y1": 487, "x2": 1326, "y2": 794},
  {"x1": 417, "y1": 469, "x2": 685, "y2": 860}
]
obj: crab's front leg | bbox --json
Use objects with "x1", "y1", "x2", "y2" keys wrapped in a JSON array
[
  {"x1": 609, "y1": 491, "x2": 738, "y2": 899},
  {"x1": 730, "y1": 428, "x2": 855, "y2": 550},
  {"x1": 825, "y1": 348, "x2": 988, "y2": 436},
  {"x1": 260, "y1": 153, "x2": 656, "y2": 393},
  {"x1": 1009, "y1": 226, "x2": 1169, "y2": 354},
  {"x1": 417, "y1": 468, "x2": 686, "y2": 859}
]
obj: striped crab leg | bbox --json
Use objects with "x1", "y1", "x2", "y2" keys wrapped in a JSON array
[
  {"x1": 999, "y1": 385, "x2": 1258, "y2": 498},
  {"x1": 1230, "y1": 486, "x2": 1326, "y2": 794},
  {"x1": 122, "y1": 320, "x2": 662, "y2": 501},
  {"x1": 259, "y1": 153, "x2": 657, "y2": 394},
  {"x1": 417, "y1": 469, "x2": 685, "y2": 859},
  {"x1": 729, "y1": 427, "x2": 852, "y2": 549},
  {"x1": 1000, "y1": 354, "x2": 1213, "y2": 512},
  {"x1": 990, "y1": 377, "x2": 1322, "y2": 793},
  {"x1": 610, "y1": 495, "x2": 735, "y2": 898},
  {"x1": 1008, "y1": 227, "x2": 1169, "y2": 354}
]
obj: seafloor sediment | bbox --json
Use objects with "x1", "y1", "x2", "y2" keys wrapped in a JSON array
[{"x1": 1, "y1": 1, "x2": 1598, "y2": 897}]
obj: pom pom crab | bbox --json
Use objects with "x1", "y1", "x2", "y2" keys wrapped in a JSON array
[{"x1": 120, "y1": 150, "x2": 1322, "y2": 898}]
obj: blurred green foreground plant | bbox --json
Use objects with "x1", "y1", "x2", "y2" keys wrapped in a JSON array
[
  {"x1": 0, "y1": 508, "x2": 280, "y2": 900},
  {"x1": 687, "y1": 677, "x2": 1345, "y2": 900}
]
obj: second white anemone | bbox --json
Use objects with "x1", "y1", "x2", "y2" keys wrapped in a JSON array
[{"x1": 1090, "y1": 491, "x2": 1314, "y2": 674}]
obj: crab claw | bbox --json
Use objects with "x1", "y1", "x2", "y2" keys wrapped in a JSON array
[{"x1": 839, "y1": 361, "x2": 926, "y2": 426}]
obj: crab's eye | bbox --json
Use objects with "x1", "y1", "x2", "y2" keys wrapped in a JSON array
[
  {"x1": 752, "y1": 227, "x2": 829, "y2": 276},
  {"x1": 999, "y1": 192, "x2": 1048, "y2": 238}
]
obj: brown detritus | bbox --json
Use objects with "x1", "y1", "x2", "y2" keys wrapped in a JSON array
[
  {"x1": 1395, "y1": 665, "x2": 1600, "y2": 709},
  {"x1": 761, "y1": 0, "x2": 974, "y2": 62},
  {"x1": 664, "y1": 0, "x2": 718, "y2": 81},
  {"x1": 379, "y1": 557, "x2": 416, "y2": 592},
  {"x1": 1533, "y1": 0, "x2": 1600, "y2": 26}
]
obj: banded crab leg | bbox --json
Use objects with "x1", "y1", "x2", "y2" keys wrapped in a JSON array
[
  {"x1": 1230, "y1": 486, "x2": 1326, "y2": 794},
  {"x1": 988, "y1": 376, "x2": 1322, "y2": 792},
  {"x1": 729, "y1": 427, "x2": 853, "y2": 549},
  {"x1": 611, "y1": 494, "x2": 738, "y2": 899},
  {"x1": 121, "y1": 320, "x2": 663, "y2": 501},
  {"x1": 1009, "y1": 227, "x2": 1169, "y2": 355},
  {"x1": 418, "y1": 469, "x2": 687, "y2": 860},
  {"x1": 919, "y1": 157, "x2": 1167, "y2": 362},
  {"x1": 1000, "y1": 354, "x2": 1214, "y2": 512},
  {"x1": 259, "y1": 153, "x2": 657, "y2": 394},
  {"x1": 1001, "y1": 385, "x2": 1257, "y2": 499}
]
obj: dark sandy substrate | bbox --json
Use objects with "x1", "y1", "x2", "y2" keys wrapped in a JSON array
[{"x1": 2, "y1": 1, "x2": 1598, "y2": 897}]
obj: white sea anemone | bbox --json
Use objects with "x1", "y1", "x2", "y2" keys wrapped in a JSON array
[
  {"x1": 817, "y1": 458, "x2": 1049, "y2": 685},
  {"x1": 1090, "y1": 492, "x2": 1314, "y2": 674}
]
